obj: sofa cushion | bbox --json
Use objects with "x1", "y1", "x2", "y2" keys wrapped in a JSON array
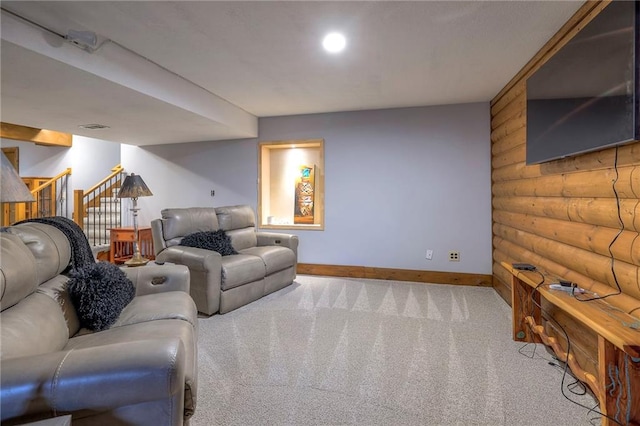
[
  {"x1": 161, "y1": 208, "x2": 219, "y2": 247},
  {"x1": 5, "y1": 223, "x2": 71, "y2": 285},
  {"x1": 226, "y1": 228, "x2": 257, "y2": 251},
  {"x1": 0, "y1": 233, "x2": 38, "y2": 311},
  {"x1": 67, "y1": 262, "x2": 136, "y2": 331},
  {"x1": 0, "y1": 292, "x2": 70, "y2": 360},
  {"x1": 220, "y1": 255, "x2": 266, "y2": 290},
  {"x1": 15, "y1": 217, "x2": 94, "y2": 271},
  {"x1": 241, "y1": 246, "x2": 296, "y2": 275},
  {"x1": 219, "y1": 279, "x2": 264, "y2": 314},
  {"x1": 64, "y1": 319, "x2": 198, "y2": 417},
  {"x1": 216, "y1": 206, "x2": 258, "y2": 250},
  {"x1": 38, "y1": 275, "x2": 81, "y2": 337},
  {"x1": 180, "y1": 230, "x2": 238, "y2": 256},
  {"x1": 215, "y1": 205, "x2": 255, "y2": 230},
  {"x1": 112, "y1": 292, "x2": 198, "y2": 330}
]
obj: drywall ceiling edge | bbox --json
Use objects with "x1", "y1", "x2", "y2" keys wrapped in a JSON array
[{"x1": 1, "y1": 10, "x2": 257, "y2": 138}]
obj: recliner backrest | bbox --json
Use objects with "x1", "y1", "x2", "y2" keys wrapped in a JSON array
[
  {"x1": 0, "y1": 233, "x2": 39, "y2": 311},
  {"x1": 215, "y1": 205, "x2": 257, "y2": 250},
  {"x1": 158, "y1": 207, "x2": 220, "y2": 248},
  {"x1": 0, "y1": 232, "x2": 70, "y2": 360},
  {"x1": 6, "y1": 223, "x2": 81, "y2": 339},
  {"x1": 5, "y1": 223, "x2": 71, "y2": 285}
]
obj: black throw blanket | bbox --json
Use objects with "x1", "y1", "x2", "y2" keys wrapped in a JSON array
[{"x1": 16, "y1": 216, "x2": 95, "y2": 271}]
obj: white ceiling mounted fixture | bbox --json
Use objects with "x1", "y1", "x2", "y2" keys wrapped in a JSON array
[
  {"x1": 0, "y1": 7, "x2": 258, "y2": 144},
  {"x1": 66, "y1": 29, "x2": 97, "y2": 51},
  {"x1": 322, "y1": 32, "x2": 346, "y2": 53},
  {"x1": 78, "y1": 123, "x2": 110, "y2": 130}
]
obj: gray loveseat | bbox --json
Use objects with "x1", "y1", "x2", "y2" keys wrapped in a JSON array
[
  {"x1": 0, "y1": 222, "x2": 198, "y2": 425},
  {"x1": 151, "y1": 205, "x2": 298, "y2": 315}
]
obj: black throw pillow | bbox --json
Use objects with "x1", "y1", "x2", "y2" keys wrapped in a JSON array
[
  {"x1": 180, "y1": 229, "x2": 238, "y2": 256},
  {"x1": 67, "y1": 262, "x2": 135, "y2": 331}
]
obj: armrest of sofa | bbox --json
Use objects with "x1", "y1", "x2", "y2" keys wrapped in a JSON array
[
  {"x1": 1, "y1": 339, "x2": 185, "y2": 422},
  {"x1": 156, "y1": 246, "x2": 222, "y2": 273},
  {"x1": 156, "y1": 246, "x2": 223, "y2": 315},
  {"x1": 123, "y1": 263, "x2": 191, "y2": 296},
  {"x1": 256, "y1": 232, "x2": 299, "y2": 257}
]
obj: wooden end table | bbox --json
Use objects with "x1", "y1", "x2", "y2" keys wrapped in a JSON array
[{"x1": 109, "y1": 227, "x2": 155, "y2": 264}]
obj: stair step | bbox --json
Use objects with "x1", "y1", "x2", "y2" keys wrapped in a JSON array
[
  {"x1": 84, "y1": 233, "x2": 118, "y2": 240},
  {"x1": 87, "y1": 204, "x2": 121, "y2": 214},
  {"x1": 84, "y1": 212, "x2": 120, "y2": 223},
  {"x1": 99, "y1": 197, "x2": 121, "y2": 204},
  {"x1": 86, "y1": 240, "x2": 110, "y2": 245},
  {"x1": 84, "y1": 230, "x2": 118, "y2": 243},
  {"x1": 85, "y1": 238, "x2": 111, "y2": 246},
  {"x1": 84, "y1": 222, "x2": 120, "y2": 230},
  {"x1": 84, "y1": 226, "x2": 111, "y2": 235},
  {"x1": 86, "y1": 239, "x2": 111, "y2": 246},
  {"x1": 84, "y1": 229, "x2": 111, "y2": 242}
]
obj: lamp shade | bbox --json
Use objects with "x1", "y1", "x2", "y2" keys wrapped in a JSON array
[
  {"x1": 118, "y1": 173, "x2": 153, "y2": 198},
  {"x1": 1, "y1": 151, "x2": 35, "y2": 203}
]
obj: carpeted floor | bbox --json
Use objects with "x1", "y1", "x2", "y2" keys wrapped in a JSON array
[{"x1": 192, "y1": 275, "x2": 599, "y2": 425}]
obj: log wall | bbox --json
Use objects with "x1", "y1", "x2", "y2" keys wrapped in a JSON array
[{"x1": 491, "y1": 0, "x2": 640, "y2": 373}]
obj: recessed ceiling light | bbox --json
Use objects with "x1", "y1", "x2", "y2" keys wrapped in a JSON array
[
  {"x1": 78, "y1": 124, "x2": 110, "y2": 130},
  {"x1": 322, "y1": 32, "x2": 346, "y2": 53}
]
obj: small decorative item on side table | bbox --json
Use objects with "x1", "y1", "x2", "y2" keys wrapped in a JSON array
[{"x1": 117, "y1": 173, "x2": 153, "y2": 267}]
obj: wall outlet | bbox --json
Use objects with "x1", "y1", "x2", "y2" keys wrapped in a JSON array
[
  {"x1": 426, "y1": 249, "x2": 433, "y2": 260},
  {"x1": 449, "y1": 251, "x2": 460, "y2": 262}
]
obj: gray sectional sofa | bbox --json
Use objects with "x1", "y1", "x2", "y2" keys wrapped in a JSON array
[
  {"x1": 0, "y1": 221, "x2": 198, "y2": 426},
  {"x1": 151, "y1": 205, "x2": 299, "y2": 315}
]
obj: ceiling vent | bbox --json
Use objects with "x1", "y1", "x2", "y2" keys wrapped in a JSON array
[{"x1": 78, "y1": 123, "x2": 110, "y2": 130}]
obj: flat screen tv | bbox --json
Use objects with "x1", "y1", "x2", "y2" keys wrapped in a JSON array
[{"x1": 526, "y1": 0, "x2": 640, "y2": 165}]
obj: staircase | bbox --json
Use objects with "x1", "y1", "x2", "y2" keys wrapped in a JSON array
[
  {"x1": 74, "y1": 164, "x2": 125, "y2": 249},
  {"x1": 83, "y1": 190, "x2": 121, "y2": 246}
]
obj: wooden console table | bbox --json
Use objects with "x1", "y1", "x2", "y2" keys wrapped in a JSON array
[
  {"x1": 109, "y1": 227, "x2": 155, "y2": 264},
  {"x1": 503, "y1": 262, "x2": 640, "y2": 425}
]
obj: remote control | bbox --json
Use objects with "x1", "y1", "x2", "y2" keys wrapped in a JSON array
[{"x1": 513, "y1": 263, "x2": 536, "y2": 271}]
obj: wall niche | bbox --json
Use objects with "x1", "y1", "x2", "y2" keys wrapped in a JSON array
[{"x1": 258, "y1": 139, "x2": 324, "y2": 230}]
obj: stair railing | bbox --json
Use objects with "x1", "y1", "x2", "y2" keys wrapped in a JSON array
[
  {"x1": 1, "y1": 169, "x2": 73, "y2": 226},
  {"x1": 74, "y1": 164, "x2": 125, "y2": 246},
  {"x1": 31, "y1": 168, "x2": 73, "y2": 220}
]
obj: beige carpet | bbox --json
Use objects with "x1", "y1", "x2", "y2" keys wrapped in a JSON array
[{"x1": 192, "y1": 275, "x2": 598, "y2": 425}]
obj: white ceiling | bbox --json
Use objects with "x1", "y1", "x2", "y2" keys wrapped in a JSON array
[{"x1": 0, "y1": 1, "x2": 584, "y2": 146}]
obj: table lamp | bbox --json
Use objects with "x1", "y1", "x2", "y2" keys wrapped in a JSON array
[
  {"x1": 1, "y1": 151, "x2": 35, "y2": 203},
  {"x1": 118, "y1": 173, "x2": 153, "y2": 266}
]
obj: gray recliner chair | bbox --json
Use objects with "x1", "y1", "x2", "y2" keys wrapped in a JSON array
[
  {"x1": 1, "y1": 222, "x2": 198, "y2": 426},
  {"x1": 151, "y1": 205, "x2": 298, "y2": 315}
]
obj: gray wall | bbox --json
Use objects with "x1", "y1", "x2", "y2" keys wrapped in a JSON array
[
  {"x1": 1, "y1": 138, "x2": 73, "y2": 177},
  {"x1": 66, "y1": 135, "x2": 122, "y2": 191},
  {"x1": 1, "y1": 135, "x2": 121, "y2": 189},
  {"x1": 1, "y1": 135, "x2": 121, "y2": 217},
  {"x1": 123, "y1": 102, "x2": 492, "y2": 274}
]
